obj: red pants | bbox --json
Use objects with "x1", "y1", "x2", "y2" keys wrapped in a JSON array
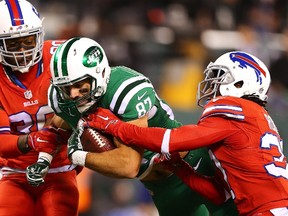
[{"x1": 0, "y1": 170, "x2": 79, "y2": 216}]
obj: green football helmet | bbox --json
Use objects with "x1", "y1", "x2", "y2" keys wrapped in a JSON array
[{"x1": 50, "y1": 37, "x2": 111, "y2": 120}]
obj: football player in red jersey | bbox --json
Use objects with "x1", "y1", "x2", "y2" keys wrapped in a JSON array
[
  {"x1": 86, "y1": 51, "x2": 288, "y2": 216},
  {"x1": 0, "y1": 0, "x2": 78, "y2": 215}
]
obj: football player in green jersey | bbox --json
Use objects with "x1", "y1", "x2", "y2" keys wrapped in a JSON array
[{"x1": 48, "y1": 37, "x2": 238, "y2": 216}]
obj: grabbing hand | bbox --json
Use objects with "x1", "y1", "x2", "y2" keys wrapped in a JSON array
[
  {"x1": 67, "y1": 119, "x2": 88, "y2": 166},
  {"x1": 26, "y1": 153, "x2": 52, "y2": 187},
  {"x1": 68, "y1": 119, "x2": 84, "y2": 159},
  {"x1": 27, "y1": 126, "x2": 68, "y2": 155},
  {"x1": 85, "y1": 108, "x2": 120, "y2": 134},
  {"x1": 154, "y1": 152, "x2": 184, "y2": 172}
]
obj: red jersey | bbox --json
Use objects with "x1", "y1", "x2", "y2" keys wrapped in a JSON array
[
  {"x1": 0, "y1": 40, "x2": 72, "y2": 171},
  {"x1": 114, "y1": 96, "x2": 288, "y2": 215},
  {"x1": 197, "y1": 97, "x2": 288, "y2": 215}
]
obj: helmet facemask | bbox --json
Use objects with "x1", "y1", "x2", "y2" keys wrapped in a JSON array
[
  {"x1": 53, "y1": 75, "x2": 104, "y2": 117},
  {"x1": 197, "y1": 64, "x2": 234, "y2": 107},
  {"x1": 0, "y1": 29, "x2": 44, "y2": 72}
]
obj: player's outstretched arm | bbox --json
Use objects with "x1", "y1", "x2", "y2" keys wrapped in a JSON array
[
  {"x1": 173, "y1": 159, "x2": 229, "y2": 205},
  {"x1": 85, "y1": 108, "x2": 166, "y2": 153},
  {"x1": 86, "y1": 108, "x2": 229, "y2": 155},
  {"x1": 155, "y1": 153, "x2": 228, "y2": 205}
]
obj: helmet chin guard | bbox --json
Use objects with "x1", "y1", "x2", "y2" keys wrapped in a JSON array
[{"x1": 197, "y1": 51, "x2": 271, "y2": 107}]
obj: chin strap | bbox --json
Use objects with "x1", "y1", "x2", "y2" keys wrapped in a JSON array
[
  {"x1": 11, "y1": 58, "x2": 35, "y2": 73},
  {"x1": 12, "y1": 66, "x2": 30, "y2": 73},
  {"x1": 77, "y1": 101, "x2": 94, "y2": 113}
]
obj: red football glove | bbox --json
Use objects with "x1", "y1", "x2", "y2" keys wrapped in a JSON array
[
  {"x1": 27, "y1": 126, "x2": 70, "y2": 155},
  {"x1": 154, "y1": 152, "x2": 184, "y2": 172},
  {"x1": 155, "y1": 152, "x2": 227, "y2": 204},
  {"x1": 158, "y1": 152, "x2": 228, "y2": 205},
  {"x1": 85, "y1": 108, "x2": 121, "y2": 134}
]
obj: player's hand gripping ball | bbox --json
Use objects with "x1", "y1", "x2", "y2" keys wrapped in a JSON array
[{"x1": 80, "y1": 127, "x2": 115, "y2": 152}]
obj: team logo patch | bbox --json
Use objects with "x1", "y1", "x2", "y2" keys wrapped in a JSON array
[
  {"x1": 83, "y1": 46, "x2": 103, "y2": 68},
  {"x1": 24, "y1": 90, "x2": 33, "y2": 99},
  {"x1": 16, "y1": 26, "x2": 23, "y2": 31},
  {"x1": 229, "y1": 52, "x2": 266, "y2": 84}
]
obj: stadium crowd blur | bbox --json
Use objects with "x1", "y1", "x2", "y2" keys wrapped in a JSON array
[{"x1": 31, "y1": 0, "x2": 288, "y2": 215}]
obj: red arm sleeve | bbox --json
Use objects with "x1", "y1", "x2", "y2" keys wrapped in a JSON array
[
  {"x1": 174, "y1": 160, "x2": 227, "y2": 205},
  {"x1": 0, "y1": 134, "x2": 22, "y2": 157},
  {"x1": 115, "y1": 117, "x2": 237, "y2": 154},
  {"x1": 0, "y1": 109, "x2": 23, "y2": 157}
]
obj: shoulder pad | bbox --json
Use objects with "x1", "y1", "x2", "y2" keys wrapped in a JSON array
[
  {"x1": 42, "y1": 40, "x2": 65, "y2": 62},
  {"x1": 104, "y1": 67, "x2": 156, "y2": 120},
  {"x1": 200, "y1": 96, "x2": 244, "y2": 121},
  {"x1": 43, "y1": 40, "x2": 65, "y2": 51},
  {"x1": 119, "y1": 85, "x2": 156, "y2": 120}
]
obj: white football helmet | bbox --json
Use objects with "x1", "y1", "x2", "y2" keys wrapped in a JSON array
[
  {"x1": 0, "y1": 0, "x2": 44, "y2": 73},
  {"x1": 197, "y1": 51, "x2": 271, "y2": 107},
  {"x1": 50, "y1": 37, "x2": 111, "y2": 114}
]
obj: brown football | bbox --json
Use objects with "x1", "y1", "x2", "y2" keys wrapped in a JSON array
[{"x1": 80, "y1": 128, "x2": 115, "y2": 152}]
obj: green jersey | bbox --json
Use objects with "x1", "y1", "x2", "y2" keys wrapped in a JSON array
[{"x1": 49, "y1": 66, "x2": 238, "y2": 216}]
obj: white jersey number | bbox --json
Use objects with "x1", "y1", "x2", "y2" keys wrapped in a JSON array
[
  {"x1": 9, "y1": 105, "x2": 53, "y2": 133},
  {"x1": 261, "y1": 133, "x2": 288, "y2": 179}
]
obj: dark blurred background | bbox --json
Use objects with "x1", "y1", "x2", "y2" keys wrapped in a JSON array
[{"x1": 32, "y1": 0, "x2": 288, "y2": 215}]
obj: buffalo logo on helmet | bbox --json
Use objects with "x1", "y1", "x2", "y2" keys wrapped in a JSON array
[{"x1": 229, "y1": 52, "x2": 266, "y2": 84}]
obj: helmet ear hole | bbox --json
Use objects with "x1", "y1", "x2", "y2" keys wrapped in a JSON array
[
  {"x1": 234, "y1": 81, "x2": 244, "y2": 88},
  {"x1": 101, "y1": 68, "x2": 105, "y2": 78}
]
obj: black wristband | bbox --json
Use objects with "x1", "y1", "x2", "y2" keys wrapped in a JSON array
[{"x1": 18, "y1": 134, "x2": 32, "y2": 154}]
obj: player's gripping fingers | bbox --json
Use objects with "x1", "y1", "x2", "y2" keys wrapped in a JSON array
[
  {"x1": 85, "y1": 108, "x2": 120, "y2": 133},
  {"x1": 46, "y1": 126, "x2": 72, "y2": 142},
  {"x1": 67, "y1": 128, "x2": 83, "y2": 160},
  {"x1": 67, "y1": 127, "x2": 88, "y2": 166},
  {"x1": 27, "y1": 134, "x2": 57, "y2": 155},
  {"x1": 26, "y1": 171, "x2": 45, "y2": 187},
  {"x1": 26, "y1": 156, "x2": 50, "y2": 187},
  {"x1": 154, "y1": 152, "x2": 184, "y2": 172},
  {"x1": 69, "y1": 118, "x2": 86, "y2": 154},
  {"x1": 154, "y1": 152, "x2": 181, "y2": 163},
  {"x1": 27, "y1": 127, "x2": 66, "y2": 155}
]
